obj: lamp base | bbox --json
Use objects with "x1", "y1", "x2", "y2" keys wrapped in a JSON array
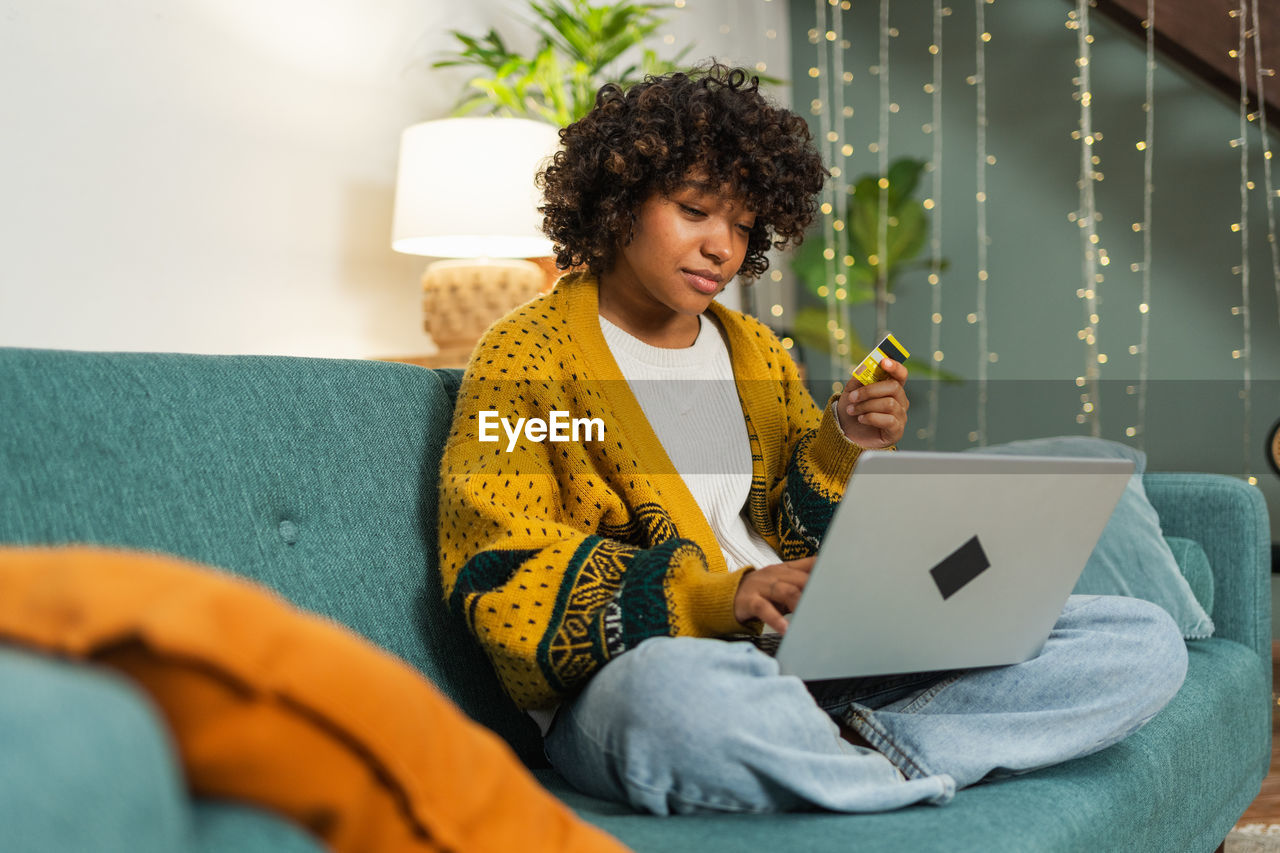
[{"x1": 422, "y1": 258, "x2": 547, "y2": 364}]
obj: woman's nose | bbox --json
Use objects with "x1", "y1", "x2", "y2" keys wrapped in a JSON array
[{"x1": 702, "y1": 219, "x2": 734, "y2": 263}]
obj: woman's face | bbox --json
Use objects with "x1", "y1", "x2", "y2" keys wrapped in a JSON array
[{"x1": 598, "y1": 177, "x2": 757, "y2": 343}]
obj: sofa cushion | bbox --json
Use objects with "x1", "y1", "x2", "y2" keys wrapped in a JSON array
[
  {"x1": 968, "y1": 436, "x2": 1215, "y2": 638},
  {"x1": 193, "y1": 800, "x2": 326, "y2": 853},
  {"x1": 1164, "y1": 536, "x2": 1214, "y2": 615},
  {"x1": 0, "y1": 645, "x2": 194, "y2": 853},
  {"x1": 0, "y1": 546, "x2": 628, "y2": 853},
  {"x1": 0, "y1": 348, "x2": 543, "y2": 766}
]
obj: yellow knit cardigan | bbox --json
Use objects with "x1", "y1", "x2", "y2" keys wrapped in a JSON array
[{"x1": 438, "y1": 272, "x2": 865, "y2": 710}]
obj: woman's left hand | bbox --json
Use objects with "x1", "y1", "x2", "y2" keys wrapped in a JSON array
[{"x1": 835, "y1": 358, "x2": 909, "y2": 449}]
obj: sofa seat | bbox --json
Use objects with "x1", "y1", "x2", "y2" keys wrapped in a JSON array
[
  {"x1": 0, "y1": 644, "x2": 324, "y2": 853},
  {"x1": 191, "y1": 801, "x2": 325, "y2": 853}
]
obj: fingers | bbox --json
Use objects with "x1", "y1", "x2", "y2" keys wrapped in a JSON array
[
  {"x1": 734, "y1": 558, "x2": 817, "y2": 633},
  {"x1": 858, "y1": 361, "x2": 909, "y2": 400},
  {"x1": 784, "y1": 555, "x2": 817, "y2": 573},
  {"x1": 880, "y1": 357, "x2": 909, "y2": 384},
  {"x1": 842, "y1": 357, "x2": 909, "y2": 394},
  {"x1": 750, "y1": 567, "x2": 808, "y2": 610},
  {"x1": 845, "y1": 390, "x2": 908, "y2": 424},
  {"x1": 758, "y1": 558, "x2": 815, "y2": 609},
  {"x1": 754, "y1": 601, "x2": 790, "y2": 635},
  {"x1": 769, "y1": 576, "x2": 807, "y2": 613},
  {"x1": 847, "y1": 398, "x2": 906, "y2": 426},
  {"x1": 744, "y1": 581, "x2": 801, "y2": 634},
  {"x1": 844, "y1": 362, "x2": 908, "y2": 405}
]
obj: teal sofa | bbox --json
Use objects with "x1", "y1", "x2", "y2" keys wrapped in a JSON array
[{"x1": 0, "y1": 347, "x2": 1271, "y2": 853}]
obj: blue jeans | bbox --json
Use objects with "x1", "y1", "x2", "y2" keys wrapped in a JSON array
[{"x1": 543, "y1": 595, "x2": 1188, "y2": 815}]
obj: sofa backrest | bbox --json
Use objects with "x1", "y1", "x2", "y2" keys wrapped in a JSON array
[{"x1": 0, "y1": 348, "x2": 544, "y2": 766}]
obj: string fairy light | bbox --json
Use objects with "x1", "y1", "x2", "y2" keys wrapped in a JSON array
[
  {"x1": 839, "y1": 0, "x2": 856, "y2": 370},
  {"x1": 924, "y1": 0, "x2": 947, "y2": 449},
  {"x1": 972, "y1": 0, "x2": 992, "y2": 446},
  {"x1": 757, "y1": 0, "x2": 796, "y2": 341},
  {"x1": 830, "y1": 1, "x2": 853, "y2": 367},
  {"x1": 874, "y1": 0, "x2": 892, "y2": 340},
  {"x1": 1069, "y1": 1, "x2": 1103, "y2": 438},
  {"x1": 1249, "y1": 0, "x2": 1280, "y2": 351},
  {"x1": 812, "y1": 0, "x2": 844, "y2": 393},
  {"x1": 807, "y1": 0, "x2": 863, "y2": 393},
  {"x1": 1132, "y1": 0, "x2": 1155, "y2": 449},
  {"x1": 744, "y1": 0, "x2": 786, "y2": 335},
  {"x1": 1232, "y1": 1, "x2": 1253, "y2": 482}
]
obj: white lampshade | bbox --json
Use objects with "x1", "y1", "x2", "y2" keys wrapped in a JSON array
[{"x1": 391, "y1": 117, "x2": 561, "y2": 258}]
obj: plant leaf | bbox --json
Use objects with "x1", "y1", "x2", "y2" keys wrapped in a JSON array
[{"x1": 886, "y1": 157, "x2": 926, "y2": 203}]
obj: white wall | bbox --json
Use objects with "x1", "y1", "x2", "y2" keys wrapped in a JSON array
[{"x1": 0, "y1": 0, "x2": 790, "y2": 358}]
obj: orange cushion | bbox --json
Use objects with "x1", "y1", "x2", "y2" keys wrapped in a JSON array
[{"x1": 0, "y1": 546, "x2": 629, "y2": 853}]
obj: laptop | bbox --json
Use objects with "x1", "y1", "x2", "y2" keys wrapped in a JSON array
[{"x1": 772, "y1": 450, "x2": 1134, "y2": 681}]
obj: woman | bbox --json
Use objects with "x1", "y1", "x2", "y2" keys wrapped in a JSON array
[{"x1": 438, "y1": 64, "x2": 1186, "y2": 816}]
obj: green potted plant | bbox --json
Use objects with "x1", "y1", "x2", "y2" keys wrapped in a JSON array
[
  {"x1": 433, "y1": 0, "x2": 696, "y2": 127},
  {"x1": 433, "y1": 0, "x2": 783, "y2": 126}
]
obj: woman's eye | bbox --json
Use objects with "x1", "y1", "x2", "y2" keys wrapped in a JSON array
[
  {"x1": 680, "y1": 204, "x2": 705, "y2": 217},
  {"x1": 737, "y1": 223, "x2": 754, "y2": 234}
]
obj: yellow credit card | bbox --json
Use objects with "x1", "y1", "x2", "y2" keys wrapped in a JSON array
[{"x1": 851, "y1": 333, "x2": 909, "y2": 386}]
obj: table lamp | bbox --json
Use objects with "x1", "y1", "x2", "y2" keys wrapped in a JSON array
[{"x1": 392, "y1": 117, "x2": 562, "y2": 365}]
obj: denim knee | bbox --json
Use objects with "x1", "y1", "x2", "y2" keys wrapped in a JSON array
[
  {"x1": 551, "y1": 636, "x2": 831, "y2": 814},
  {"x1": 593, "y1": 636, "x2": 783, "y2": 746},
  {"x1": 1079, "y1": 595, "x2": 1189, "y2": 722}
]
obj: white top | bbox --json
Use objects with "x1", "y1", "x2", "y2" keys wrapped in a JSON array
[
  {"x1": 599, "y1": 313, "x2": 784, "y2": 573},
  {"x1": 529, "y1": 313, "x2": 789, "y2": 736}
]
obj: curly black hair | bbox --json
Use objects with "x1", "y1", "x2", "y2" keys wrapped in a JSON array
[{"x1": 537, "y1": 63, "x2": 828, "y2": 281}]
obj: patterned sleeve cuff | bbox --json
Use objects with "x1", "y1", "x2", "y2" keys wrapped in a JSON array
[
  {"x1": 673, "y1": 565, "x2": 754, "y2": 637},
  {"x1": 808, "y1": 395, "x2": 864, "y2": 487}
]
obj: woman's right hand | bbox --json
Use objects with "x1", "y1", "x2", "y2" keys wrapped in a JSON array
[{"x1": 733, "y1": 556, "x2": 816, "y2": 635}]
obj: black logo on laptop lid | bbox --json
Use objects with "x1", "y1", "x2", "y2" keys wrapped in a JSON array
[{"x1": 930, "y1": 535, "x2": 992, "y2": 600}]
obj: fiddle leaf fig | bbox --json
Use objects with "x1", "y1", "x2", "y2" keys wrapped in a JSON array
[{"x1": 794, "y1": 157, "x2": 938, "y2": 298}]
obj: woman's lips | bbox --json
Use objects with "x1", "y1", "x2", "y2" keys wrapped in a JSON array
[{"x1": 682, "y1": 269, "x2": 722, "y2": 294}]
